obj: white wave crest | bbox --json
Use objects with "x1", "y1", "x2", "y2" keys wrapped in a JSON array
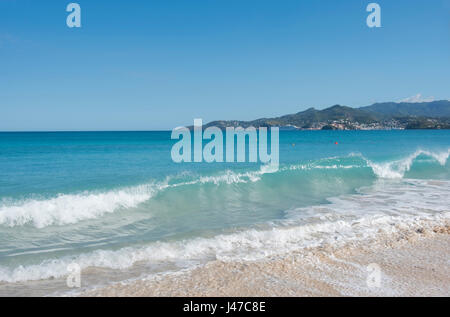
[
  {"x1": 363, "y1": 149, "x2": 450, "y2": 179},
  {"x1": 197, "y1": 164, "x2": 277, "y2": 185},
  {"x1": 0, "y1": 184, "x2": 162, "y2": 228},
  {"x1": 0, "y1": 165, "x2": 276, "y2": 228}
]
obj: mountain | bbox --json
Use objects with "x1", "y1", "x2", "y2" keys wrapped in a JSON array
[
  {"x1": 360, "y1": 100, "x2": 450, "y2": 118},
  {"x1": 198, "y1": 100, "x2": 450, "y2": 130}
]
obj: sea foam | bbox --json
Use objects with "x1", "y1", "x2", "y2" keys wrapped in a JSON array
[
  {"x1": 0, "y1": 178, "x2": 448, "y2": 283},
  {"x1": 0, "y1": 165, "x2": 275, "y2": 228},
  {"x1": 363, "y1": 149, "x2": 450, "y2": 179},
  {"x1": 0, "y1": 184, "x2": 161, "y2": 228}
]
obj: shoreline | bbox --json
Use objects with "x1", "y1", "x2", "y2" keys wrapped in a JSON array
[{"x1": 81, "y1": 220, "x2": 450, "y2": 297}]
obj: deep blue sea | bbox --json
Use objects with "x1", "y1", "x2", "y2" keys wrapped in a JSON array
[{"x1": 0, "y1": 130, "x2": 449, "y2": 295}]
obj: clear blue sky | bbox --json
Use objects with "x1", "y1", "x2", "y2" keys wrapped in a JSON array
[{"x1": 1, "y1": 0, "x2": 449, "y2": 131}]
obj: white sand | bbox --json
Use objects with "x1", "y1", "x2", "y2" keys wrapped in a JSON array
[{"x1": 82, "y1": 221, "x2": 450, "y2": 297}]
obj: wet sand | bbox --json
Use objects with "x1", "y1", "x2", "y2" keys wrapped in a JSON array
[{"x1": 82, "y1": 222, "x2": 450, "y2": 297}]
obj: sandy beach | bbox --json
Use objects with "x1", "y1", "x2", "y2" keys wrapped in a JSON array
[{"x1": 82, "y1": 220, "x2": 450, "y2": 297}]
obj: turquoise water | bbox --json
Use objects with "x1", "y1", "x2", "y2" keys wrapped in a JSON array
[{"x1": 0, "y1": 130, "x2": 449, "y2": 295}]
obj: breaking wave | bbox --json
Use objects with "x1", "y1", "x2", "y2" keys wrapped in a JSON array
[
  {"x1": 0, "y1": 149, "x2": 448, "y2": 228},
  {"x1": 0, "y1": 178, "x2": 448, "y2": 283},
  {"x1": 362, "y1": 149, "x2": 450, "y2": 179},
  {"x1": 0, "y1": 166, "x2": 276, "y2": 228},
  {"x1": 0, "y1": 184, "x2": 161, "y2": 228}
]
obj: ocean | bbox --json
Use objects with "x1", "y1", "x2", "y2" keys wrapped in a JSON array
[{"x1": 0, "y1": 130, "x2": 449, "y2": 296}]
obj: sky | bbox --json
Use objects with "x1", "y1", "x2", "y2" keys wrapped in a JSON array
[{"x1": 0, "y1": 0, "x2": 449, "y2": 131}]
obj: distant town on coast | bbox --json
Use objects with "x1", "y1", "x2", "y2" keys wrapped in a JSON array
[{"x1": 198, "y1": 100, "x2": 450, "y2": 130}]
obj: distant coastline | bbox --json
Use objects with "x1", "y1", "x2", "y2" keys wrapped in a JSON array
[{"x1": 195, "y1": 100, "x2": 450, "y2": 130}]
